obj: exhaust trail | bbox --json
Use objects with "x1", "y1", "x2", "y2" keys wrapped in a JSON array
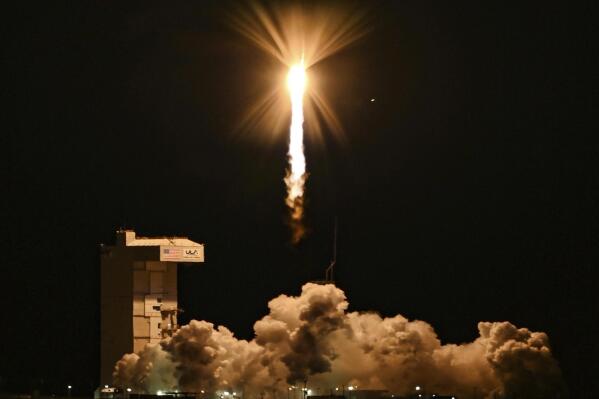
[
  {"x1": 285, "y1": 61, "x2": 307, "y2": 243},
  {"x1": 230, "y1": 3, "x2": 369, "y2": 242}
]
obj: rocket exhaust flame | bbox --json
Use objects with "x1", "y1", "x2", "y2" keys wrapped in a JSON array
[
  {"x1": 230, "y1": 3, "x2": 369, "y2": 243},
  {"x1": 285, "y1": 62, "x2": 307, "y2": 243}
]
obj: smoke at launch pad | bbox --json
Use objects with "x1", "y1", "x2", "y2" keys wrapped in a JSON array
[{"x1": 114, "y1": 283, "x2": 564, "y2": 399}]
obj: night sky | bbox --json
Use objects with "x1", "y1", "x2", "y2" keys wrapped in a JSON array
[{"x1": 3, "y1": 1, "x2": 596, "y2": 398}]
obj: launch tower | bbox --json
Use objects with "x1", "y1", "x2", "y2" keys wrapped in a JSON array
[{"x1": 100, "y1": 229, "x2": 204, "y2": 385}]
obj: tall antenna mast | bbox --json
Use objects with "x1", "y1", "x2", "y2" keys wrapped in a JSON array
[{"x1": 325, "y1": 217, "x2": 337, "y2": 282}]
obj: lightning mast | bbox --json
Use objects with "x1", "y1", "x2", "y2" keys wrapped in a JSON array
[{"x1": 324, "y1": 217, "x2": 337, "y2": 283}]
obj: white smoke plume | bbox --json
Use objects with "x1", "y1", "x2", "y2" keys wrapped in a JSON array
[{"x1": 113, "y1": 283, "x2": 564, "y2": 399}]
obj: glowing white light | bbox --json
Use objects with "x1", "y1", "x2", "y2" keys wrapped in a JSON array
[
  {"x1": 335, "y1": 388, "x2": 339, "y2": 391},
  {"x1": 201, "y1": 391, "x2": 205, "y2": 394},
  {"x1": 415, "y1": 386, "x2": 421, "y2": 391},
  {"x1": 285, "y1": 60, "x2": 307, "y2": 242},
  {"x1": 288, "y1": 63, "x2": 307, "y2": 97},
  {"x1": 348, "y1": 387, "x2": 354, "y2": 391},
  {"x1": 307, "y1": 390, "x2": 312, "y2": 395},
  {"x1": 287, "y1": 62, "x2": 307, "y2": 183},
  {"x1": 104, "y1": 385, "x2": 109, "y2": 389},
  {"x1": 157, "y1": 391, "x2": 164, "y2": 396},
  {"x1": 67, "y1": 386, "x2": 72, "y2": 390},
  {"x1": 224, "y1": 392, "x2": 230, "y2": 396},
  {"x1": 127, "y1": 388, "x2": 132, "y2": 393}
]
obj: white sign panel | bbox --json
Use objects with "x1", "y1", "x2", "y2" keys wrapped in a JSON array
[{"x1": 160, "y1": 245, "x2": 204, "y2": 262}]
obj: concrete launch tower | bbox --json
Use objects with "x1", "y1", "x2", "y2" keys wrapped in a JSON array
[{"x1": 100, "y1": 229, "x2": 204, "y2": 385}]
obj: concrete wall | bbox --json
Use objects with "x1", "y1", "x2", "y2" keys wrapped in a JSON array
[
  {"x1": 132, "y1": 261, "x2": 177, "y2": 350},
  {"x1": 100, "y1": 246, "x2": 163, "y2": 385}
]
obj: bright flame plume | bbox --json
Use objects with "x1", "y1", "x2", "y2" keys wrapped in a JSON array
[
  {"x1": 285, "y1": 61, "x2": 307, "y2": 242},
  {"x1": 231, "y1": 3, "x2": 369, "y2": 243}
]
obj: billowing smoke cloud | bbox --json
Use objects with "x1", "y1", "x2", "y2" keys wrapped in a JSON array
[{"x1": 114, "y1": 284, "x2": 564, "y2": 399}]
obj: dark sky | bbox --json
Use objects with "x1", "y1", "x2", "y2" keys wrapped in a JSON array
[{"x1": 3, "y1": 1, "x2": 596, "y2": 397}]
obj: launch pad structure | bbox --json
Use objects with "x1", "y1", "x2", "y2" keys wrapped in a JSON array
[
  {"x1": 311, "y1": 218, "x2": 338, "y2": 285},
  {"x1": 100, "y1": 229, "x2": 204, "y2": 386}
]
